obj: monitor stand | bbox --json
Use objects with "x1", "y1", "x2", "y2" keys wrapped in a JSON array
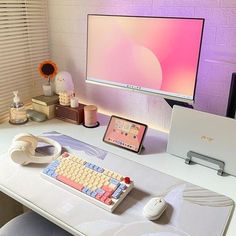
[{"x1": 165, "y1": 98, "x2": 193, "y2": 109}]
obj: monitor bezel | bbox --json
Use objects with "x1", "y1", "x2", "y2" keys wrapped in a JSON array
[{"x1": 86, "y1": 14, "x2": 205, "y2": 104}]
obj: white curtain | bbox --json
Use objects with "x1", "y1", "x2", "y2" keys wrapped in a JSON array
[{"x1": 0, "y1": 0, "x2": 50, "y2": 122}]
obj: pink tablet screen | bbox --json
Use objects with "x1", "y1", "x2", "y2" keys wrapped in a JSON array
[{"x1": 104, "y1": 116, "x2": 147, "y2": 152}]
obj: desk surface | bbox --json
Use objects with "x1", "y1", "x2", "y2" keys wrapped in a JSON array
[{"x1": 0, "y1": 117, "x2": 235, "y2": 236}]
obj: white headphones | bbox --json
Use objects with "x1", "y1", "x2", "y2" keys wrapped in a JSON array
[{"x1": 9, "y1": 133, "x2": 62, "y2": 165}]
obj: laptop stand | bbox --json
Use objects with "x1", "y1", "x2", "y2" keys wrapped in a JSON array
[{"x1": 185, "y1": 151, "x2": 225, "y2": 176}]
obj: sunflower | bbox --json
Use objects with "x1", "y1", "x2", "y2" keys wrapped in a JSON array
[{"x1": 38, "y1": 60, "x2": 58, "y2": 84}]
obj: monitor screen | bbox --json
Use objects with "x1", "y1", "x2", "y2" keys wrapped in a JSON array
[{"x1": 86, "y1": 15, "x2": 204, "y2": 103}]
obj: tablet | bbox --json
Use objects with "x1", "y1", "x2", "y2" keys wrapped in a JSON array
[{"x1": 103, "y1": 115, "x2": 147, "y2": 153}]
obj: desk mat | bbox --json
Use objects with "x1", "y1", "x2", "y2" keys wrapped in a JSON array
[
  {"x1": 42, "y1": 132, "x2": 234, "y2": 236},
  {"x1": 0, "y1": 132, "x2": 234, "y2": 236}
]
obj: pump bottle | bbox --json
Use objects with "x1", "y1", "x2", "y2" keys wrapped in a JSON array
[{"x1": 9, "y1": 91, "x2": 28, "y2": 124}]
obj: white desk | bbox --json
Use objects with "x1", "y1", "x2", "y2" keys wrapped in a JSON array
[{"x1": 0, "y1": 117, "x2": 235, "y2": 235}]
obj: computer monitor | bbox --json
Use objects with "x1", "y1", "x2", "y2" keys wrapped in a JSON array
[{"x1": 86, "y1": 14, "x2": 204, "y2": 104}]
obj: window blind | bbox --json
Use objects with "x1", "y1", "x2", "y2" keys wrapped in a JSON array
[{"x1": 0, "y1": 0, "x2": 50, "y2": 122}]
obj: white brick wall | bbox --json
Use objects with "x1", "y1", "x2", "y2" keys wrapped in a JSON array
[{"x1": 48, "y1": 0, "x2": 236, "y2": 131}]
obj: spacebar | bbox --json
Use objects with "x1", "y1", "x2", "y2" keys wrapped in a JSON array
[{"x1": 56, "y1": 175, "x2": 84, "y2": 191}]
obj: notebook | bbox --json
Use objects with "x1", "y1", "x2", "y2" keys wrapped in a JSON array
[{"x1": 167, "y1": 105, "x2": 236, "y2": 176}]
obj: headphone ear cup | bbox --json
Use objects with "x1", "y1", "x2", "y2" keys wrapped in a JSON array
[
  {"x1": 13, "y1": 133, "x2": 37, "y2": 155},
  {"x1": 9, "y1": 140, "x2": 32, "y2": 165}
]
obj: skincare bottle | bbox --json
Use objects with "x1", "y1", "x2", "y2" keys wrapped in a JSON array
[{"x1": 9, "y1": 91, "x2": 28, "y2": 125}]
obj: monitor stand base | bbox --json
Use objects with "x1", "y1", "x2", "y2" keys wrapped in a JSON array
[{"x1": 165, "y1": 98, "x2": 193, "y2": 109}]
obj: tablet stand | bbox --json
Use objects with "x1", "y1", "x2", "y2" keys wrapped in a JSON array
[
  {"x1": 139, "y1": 145, "x2": 145, "y2": 154},
  {"x1": 185, "y1": 151, "x2": 225, "y2": 176}
]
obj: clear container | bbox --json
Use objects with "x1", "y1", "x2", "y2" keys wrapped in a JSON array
[{"x1": 9, "y1": 91, "x2": 28, "y2": 125}]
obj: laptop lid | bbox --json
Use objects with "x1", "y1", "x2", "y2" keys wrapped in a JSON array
[{"x1": 167, "y1": 105, "x2": 236, "y2": 176}]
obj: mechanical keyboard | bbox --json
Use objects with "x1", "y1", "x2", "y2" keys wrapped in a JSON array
[{"x1": 41, "y1": 152, "x2": 134, "y2": 212}]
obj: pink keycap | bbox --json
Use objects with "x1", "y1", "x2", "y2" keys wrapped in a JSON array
[
  {"x1": 57, "y1": 175, "x2": 71, "y2": 184},
  {"x1": 74, "y1": 183, "x2": 84, "y2": 191},
  {"x1": 105, "y1": 198, "x2": 112, "y2": 205},
  {"x1": 100, "y1": 196, "x2": 107, "y2": 203},
  {"x1": 104, "y1": 192, "x2": 112, "y2": 198},
  {"x1": 102, "y1": 185, "x2": 113, "y2": 193},
  {"x1": 96, "y1": 194, "x2": 103, "y2": 200},
  {"x1": 57, "y1": 175, "x2": 84, "y2": 191}
]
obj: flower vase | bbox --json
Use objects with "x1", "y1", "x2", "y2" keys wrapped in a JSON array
[{"x1": 43, "y1": 84, "x2": 53, "y2": 96}]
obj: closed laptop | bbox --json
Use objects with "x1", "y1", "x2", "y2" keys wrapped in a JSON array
[{"x1": 167, "y1": 105, "x2": 236, "y2": 176}]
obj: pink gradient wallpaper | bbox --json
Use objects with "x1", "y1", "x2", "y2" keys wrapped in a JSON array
[{"x1": 87, "y1": 15, "x2": 204, "y2": 99}]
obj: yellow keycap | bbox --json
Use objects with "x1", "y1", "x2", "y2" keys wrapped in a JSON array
[
  {"x1": 118, "y1": 175, "x2": 124, "y2": 181},
  {"x1": 87, "y1": 184, "x2": 93, "y2": 189}
]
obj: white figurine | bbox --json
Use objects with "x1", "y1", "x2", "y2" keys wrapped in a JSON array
[{"x1": 54, "y1": 71, "x2": 74, "y2": 94}]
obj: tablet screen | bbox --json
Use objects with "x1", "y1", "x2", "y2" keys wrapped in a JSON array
[{"x1": 103, "y1": 116, "x2": 147, "y2": 153}]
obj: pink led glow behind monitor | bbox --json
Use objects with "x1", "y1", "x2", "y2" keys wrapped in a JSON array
[{"x1": 86, "y1": 15, "x2": 204, "y2": 103}]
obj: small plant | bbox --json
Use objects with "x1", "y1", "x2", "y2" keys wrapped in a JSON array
[{"x1": 38, "y1": 60, "x2": 58, "y2": 85}]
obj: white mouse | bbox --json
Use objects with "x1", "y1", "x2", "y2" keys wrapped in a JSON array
[{"x1": 143, "y1": 197, "x2": 167, "y2": 220}]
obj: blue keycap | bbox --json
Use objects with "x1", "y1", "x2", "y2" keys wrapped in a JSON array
[
  {"x1": 49, "y1": 166, "x2": 57, "y2": 171},
  {"x1": 112, "y1": 191, "x2": 121, "y2": 199},
  {"x1": 43, "y1": 168, "x2": 49, "y2": 174},
  {"x1": 47, "y1": 170, "x2": 55, "y2": 176},
  {"x1": 86, "y1": 189, "x2": 92, "y2": 195},
  {"x1": 82, "y1": 187, "x2": 89, "y2": 193},
  {"x1": 89, "y1": 164, "x2": 95, "y2": 169},
  {"x1": 119, "y1": 183, "x2": 127, "y2": 190},
  {"x1": 109, "y1": 178, "x2": 120, "y2": 186},
  {"x1": 51, "y1": 173, "x2": 58, "y2": 178},
  {"x1": 117, "y1": 188, "x2": 124, "y2": 195},
  {"x1": 112, "y1": 188, "x2": 123, "y2": 199},
  {"x1": 116, "y1": 188, "x2": 123, "y2": 194},
  {"x1": 95, "y1": 188, "x2": 105, "y2": 195},
  {"x1": 91, "y1": 191, "x2": 97, "y2": 198},
  {"x1": 85, "y1": 163, "x2": 90, "y2": 168},
  {"x1": 97, "y1": 167, "x2": 104, "y2": 173},
  {"x1": 51, "y1": 160, "x2": 59, "y2": 167}
]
